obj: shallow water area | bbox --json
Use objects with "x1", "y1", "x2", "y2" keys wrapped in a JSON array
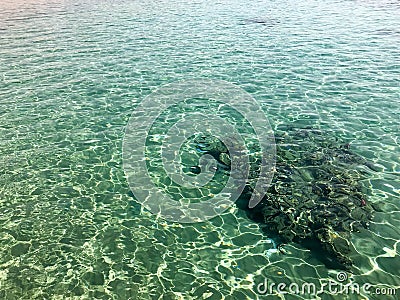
[{"x1": 0, "y1": 0, "x2": 399, "y2": 299}]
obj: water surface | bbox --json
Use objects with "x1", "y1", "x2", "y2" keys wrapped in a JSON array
[{"x1": 0, "y1": 0, "x2": 399, "y2": 299}]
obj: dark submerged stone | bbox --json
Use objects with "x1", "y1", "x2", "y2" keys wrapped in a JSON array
[{"x1": 195, "y1": 127, "x2": 376, "y2": 270}]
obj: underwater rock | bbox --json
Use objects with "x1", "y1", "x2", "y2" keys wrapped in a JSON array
[
  {"x1": 240, "y1": 17, "x2": 280, "y2": 27},
  {"x1": 195, "y1": 127, "x2": 375, "y2": 270},
  {"x1": 189, "y1": 166, "x2": 201, "y2": 175}
]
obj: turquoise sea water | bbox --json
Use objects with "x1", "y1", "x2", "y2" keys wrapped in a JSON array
[{"x1": 0, "y1": 0, "x2": 399, "y2": 299}]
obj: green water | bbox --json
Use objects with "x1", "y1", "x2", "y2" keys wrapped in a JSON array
[{"x1": 0, "y1": 0, "x2": 399, "y2": 299}]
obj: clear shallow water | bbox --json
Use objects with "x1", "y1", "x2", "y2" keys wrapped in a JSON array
[{"x1": 0, "y1": 0, "x2": 399, "y2": 299}]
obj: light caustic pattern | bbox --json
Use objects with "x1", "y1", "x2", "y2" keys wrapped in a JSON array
[{"x1": 123, "y1": 79, "x2": 276, "y2": 223}]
